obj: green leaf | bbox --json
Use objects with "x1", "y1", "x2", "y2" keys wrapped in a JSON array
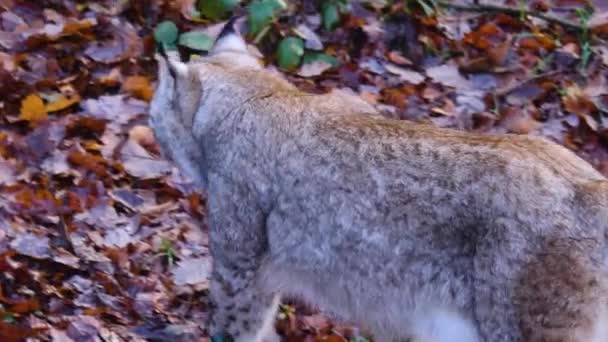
[
  {"x1": 267, "y1": 0, "x2": 288, "y2": 10},
  {"x1": 277, "y1": 37, "x2": 304, "y2": 71},
  {"x1": 322, "y1": 2, "x2": 340, "y2": 31},
  {"x1": 417, "y1": 0, "x2": 435, "y2": 17},
  {"x1": 2, "y1": 313, "x2": 15, "y2": 324},
  {"x1": 154, "y1": 21, "x2": 178, "y2": 48},
  {"x1": 247, "y1": 0, "x2": 287, "y2": 36},
  {"x1": 198, "y1": 0, "x2": 240, "y2": 20},
  {"x1": 302, "y1": 51, "x2": 339, "y2": 67},
  {"x1": 178, "y1": 31, "x2": 214, "y2": 51}
]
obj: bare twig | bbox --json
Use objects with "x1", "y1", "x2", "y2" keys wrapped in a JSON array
[
  {"x1": 59, "y1": 215, "x2": 76, "y2": 255},
  {"x1": 436, "y1": 1, "x2": 583, "y2": 31},
  {"x1": 495, "y1": 70, "x2": 562, "y2": 97}
]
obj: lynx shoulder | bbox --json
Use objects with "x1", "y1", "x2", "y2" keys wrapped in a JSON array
[{"x1": 149, "y1": 19, "x2": 608, "y2": 342}]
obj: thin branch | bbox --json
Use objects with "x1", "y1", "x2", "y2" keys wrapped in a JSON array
[
  {"x1": 436, "y1": 1, "x2": 584, "y2": 31},
  {"x1": 495, "y1": 70, "x2": 562, "y2": 97}
]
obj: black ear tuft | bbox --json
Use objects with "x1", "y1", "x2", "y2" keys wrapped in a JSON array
[
  {"x1": 158, "y1": 42, "x2": 169, "y2": 59},
  {"x1": 157, "y1": 44, "x2": 176, "y2": 79},
  {"x1": 211, "y1": 16, "x2": 249, "y2": 55},
  {"x1": 217, "y1": 16, "x2": 242, "y2": 41}
]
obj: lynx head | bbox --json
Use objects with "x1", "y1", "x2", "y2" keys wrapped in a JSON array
[
  {"x1": 159, "y1": 17, "x2": 261, "y2": 80},
  {"x1": 149, "y1": 17, "x2": 272, "y2": 186},
  {"x1": 152, "y1": 17, "x2": 267, "y2": 126}
]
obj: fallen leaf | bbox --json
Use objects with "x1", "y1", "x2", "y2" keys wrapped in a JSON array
[
  {"x1": 49, "y1": 328, "x2": 73, "y2": 342},
  {"x1": 426, "y1": 64, "x2": 471, "y2": 89},
  {"x1": 67, "y1": 150, "x2": 107, "y2": 177},
  {"x1": 66, "y1": 316, "x2": 103, "y2": 342},
  {"x1": 122, "y1": 76, "x2": 153, "y2": 101},
  {"x1": 10, "y1": 232, "x2": 51, "y2": 259},
  {"x1": 172, "y1": 257, "x2": 212, "y2": 286},
  {"x1": 294, "y1": 24, "x2": 323, "y2": 50},
  {"x1": 0, "y1": 160, "x2": 16, "y2": 185},
  {"x1": 298, "y1": 61, "x2": 334, "y2": 77},
  {"x1": 129, "y1": 125, "x2": 156, "y2": 148},
  {"x1": 45, "y1": 94, "x2": 81, "y2": 112},
  {"x1": 41, "y1": 150, "x2": 71, "y2": 175},
  {"x1": 81, "y1": 95, "x2": 148, "y2": 126},
  {"x1": 501, "y1": 105, "x2": 542, "y2": 134},
  {"x1": 120, "y1": 139, "x2": 171, "y2": 179},
  {"x1": 387, "y1": 50, "x2": 412, "y2": 66},
  {"x1": 84, "y1": 19, "x2": 142, "y2": 64},
  {"x1": 20, "y1": 94, "x2": 47, "y2": 123},
  {"x1": 384, "y1": 63, "x2": 425, "y2": 85},
  {"x1": 0, "y1": 321, "x2": 36, "y2": 342},
  {"x1": 103, "y1": 227, "x2": 136, "y2": 248}
]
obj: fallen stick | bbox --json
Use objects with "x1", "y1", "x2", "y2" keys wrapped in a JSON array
[{"x1": 436, "y1": 1, "x2": 584, "y2": 31}]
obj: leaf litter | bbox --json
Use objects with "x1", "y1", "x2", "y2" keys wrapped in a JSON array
[{"x1": 0, "y1": 0, "x2": 607, "y2": 341}]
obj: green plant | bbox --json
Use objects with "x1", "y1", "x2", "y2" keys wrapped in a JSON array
[
  {"x1": 574, "y1": 7, "x2": 594, "y2": 72},
  {"x1": 153, "y1": 21, "x2": 214, "y2": 53},
  {"x1": 302, "y1": 51, "x2": 339, "y2": 67},
  {"x1": 532, "y1": 53, "x2": 553, "y2": 75},
  {"x1": 154, "y1": 20, "x2": 179, "y2": 50},
  {"x1": 517, "y1": 0, "x2": 527, "y2": 21},
  {"x1": 417, "y1": 0, "x2": 437, "y2": 17},
  {"x1": 321, "y1": 0, "x2": 349, "y2": 30},
  {"x1": 178, "y1": 31, "x2": 214, "y2": 51},
  {"x1": 2, "y1": 312, "x2": 15, "y2": 324},
  {"x1": 404, "y1": 0, "x2": 438, "y2": 16},
  {"x1": 247, "y1": 0, "x2": 287, "y2": 39},
  {"x1": 198, "y1": 0, "x2": 241, "y2": 20},
  {"x1": 277, "y1": 36, "x2": 305, "y2": 70},
  {"x1": 157, "y1": 238, "x2": 176, "y2": 267}
]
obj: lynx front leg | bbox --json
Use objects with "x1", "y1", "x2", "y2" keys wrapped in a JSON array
[
  {"x1": 209, "y1": 265, "x2": 280, "y2": 342},
  {"x1": 206, "y1": 180, "x2": 280, "y2": 342}
]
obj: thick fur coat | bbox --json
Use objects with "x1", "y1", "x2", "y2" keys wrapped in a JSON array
[{"x1": 149, "y1": 20, "x2": 608, "y2": 342}]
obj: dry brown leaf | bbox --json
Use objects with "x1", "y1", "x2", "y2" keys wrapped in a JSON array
[
  {"x1": 0, "y1": 321, "x2": 37, "y2": 342},
  {"x1": 122, "y1": 76, "x2": 153, "y2": 101},
  {"x1": 120, "y1": 139, "x2": 171, "y2": 179},
  {"x1": 129, "y1": 125, "x2": 156, "y2": 148},
  {"x1": 562, "y1": 84, "x2": 597, "y2": 118},
  {"x1": 20, "y1": 94, "x2": 47, "y2": 123},
  {"x1": 387, "y1": 51, "x2": 412, "y2": 66},
  {"x1": 501, "y1": 106, "x2": 542, "y2": 134},
  {"x1": 45, "y1": 94, "x2": 81, "y2": 112}
]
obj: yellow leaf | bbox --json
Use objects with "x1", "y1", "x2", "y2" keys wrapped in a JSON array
[
  {"x1": 45, "y1": 94, "x2": 81, "y2": 112},
  {"x1": 20, "y1": 94, "x2": 47, "y2": 123},
  {"x1": 122, "y1": 76, "x2": 153, "y2": 101}
]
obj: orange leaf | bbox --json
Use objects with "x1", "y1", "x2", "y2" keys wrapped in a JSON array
[
  {"x1": 45, "y1": 94, "x2": 81, "y2": 112},
  {"x1": 0, "y1": 321, "x2": 36, "y2": 342},
  {"x1": 62, "y1": 19, "x2": 95, "y2": 35},
  {"x1": 9, "y1": 297, "x2": 40, "y2": 314},
  {"x1": 123, "y1": 76, "x2": 153, "y2": 101},
  {"x1": 67, "y1": 151, "x2": 107, "y2": 177},
  {"x1": 19, "y1": 94, "x2": 47, "y2": 123},
  {"x1": 315, "y1": 336, "x2": 344, "y2": 342}
]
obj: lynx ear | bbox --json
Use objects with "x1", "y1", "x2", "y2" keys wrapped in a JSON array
[
  {"x1": 210, "y1": 17, "x2": 261, "y2": 69},
  {"x1": 211, "y1": 17, "x2": 248, "y2": 55},
  {"x1": 158, "y1": 44, "x2": 189, "y2": 79}
]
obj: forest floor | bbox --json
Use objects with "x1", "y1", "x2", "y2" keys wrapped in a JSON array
[{"x1": 0, "y1": 0, "x2": 607, "y2": 341}]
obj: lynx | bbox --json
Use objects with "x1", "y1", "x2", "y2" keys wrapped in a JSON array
[{"x1": 149, "y1": 19, "x2": 608, "y2": 342}]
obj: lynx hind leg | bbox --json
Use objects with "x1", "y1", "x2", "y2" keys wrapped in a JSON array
[
  {"x1": 518, "y1": 241, "x2": 608, "y2": 342},
  {"x1": 208, "y1": 265, "x2": 280, "y2": 342}
]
